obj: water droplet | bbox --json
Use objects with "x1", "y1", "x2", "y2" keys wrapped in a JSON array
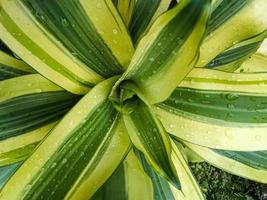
[
  {"x1": 226, "y1": 93, "x2": 239, "y2": 101},
  {"x1": 226, "y1": 113, "x2": 233, "y2": 118},
  {"x1": 201, "y1": 100, "x2": 211, "y2": 104},
  {"x1": 113, "y1": 29, "x2": 118, "y2": 34},
  {"x1": 169, "y1": 124, "x2": 175, "y2": 129},
  {"x1": 61, "y1": 17, "x2": 69, "y2": 27},
  {"x1": 227, "y1": 104, "x2": 235, "y2": 109},
  {"x1": 50, "y1": 162, "x2": 57, "y2": 169},
  {"x1": 255, "y1": 135, "x2": 261, "y2": 141},
  {"x1": 187, "y1": 98, "x2": 194, "y2": 102},
  {"x1": 157, "y1": 42, "x2": 162, "y2": 46},
  {"x1": 24, "y1": 184, "x2": 32, "y2": 191},
  {"x1": 35, "y1": 89, "x2": 42, "y2": 93},
  {"x1": 149, "y1": 57, "x2": 155, "y2": 62},
  {"x1": 62, "y1": 158, "x2": 67, "y2": 164}
]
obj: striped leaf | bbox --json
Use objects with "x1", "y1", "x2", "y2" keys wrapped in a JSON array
[
  {"x1": 0, "y1": 77, "x2": 131, "y2": 200},
  {"x1": 196, "y1": 0, "x2": 267, "y2": 67},
  {"x1": 123, "y1": 98, "x2": 179, "y2": 188},
  {"x1": 120, "y1": 0, "x2": 210, "y2": 103},
  {"x1": 114, "y1": 0, "x2": 135, "y2": 27},
  {"x1": 0, "y1": 49, "x2": 34, "y2": 81},
  {"x1": 0, "y1": 74, "x2": 79, "y2": 166},
  {"x1": 136, "y1": 140, "x2": 204, "y2": 200},
  {"x1": 205, "y1": 32, "x2": 267, "y2": 72},
  {"x1": 0, "y1": 162, "x2": 22, "y2": 190},
  {"x1": 135, "y1": 149, "x2": 183, "y2": 200},
  {"x1": 0, "y1": 40, "x2": 13, "y2": 56},
  {"x1": 91, "y1": 150, "x2": 153, "y2": 200},
  {"x1": 154, "y1": 68, "x2": 267, "y2": 151},
  {"x1": 0, "y1": 0, "x2": 134, "y2": 94},
  {"x1": 171, "y1": 141, "x2": 204, "y2": 200},
  {"x1": 185, "y1": 142, "x2": 267, "y2": 184},
  {"x1": 129, "y1": 0, "x2": 173, "y2": 44}
]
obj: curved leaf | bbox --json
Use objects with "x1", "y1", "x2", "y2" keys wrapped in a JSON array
[
  {"x1": 155, "y1": 68, "x2": 267, "y2": 151},
  {"x1": 197, "y1": 0, "x2": 267, "y2": 67},
  {"x1": 0, "y1": 50, "x2": 34, "y2": 81},
  {"x1": 114, "y1": 0, "x2": 135, "y2": 27},
  {"x1": 0, "y1": 74, "x2": 79, "y2": 166},
  {"x1": 120, "y1": 0, "x2": 210, "y2": 103},
  {"x1": 0, "y1": 77, "x2": 131, "y2": 200},
  {"x1": 0, "y1": 0, "x2": 134, "y2": 94},
  {"x1": 205, "y1": 32, "x2": 267, "y2": 72},
  {"x1": 123, "y1": 99, "x2": 179, "y2": 188},
  {"x1": 186, "y1": 142, "x2": 267, "y2": 184},
  {"x1": 129, "y1": 0, "x2": 173, "y2": 44},
  {"x1": 92, "y1": 150, "x2": 153, "y2": 200}
]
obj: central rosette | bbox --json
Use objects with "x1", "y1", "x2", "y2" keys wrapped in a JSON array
[{"x1": 109, "y1": 78, "x2": 147, "y2": 114}]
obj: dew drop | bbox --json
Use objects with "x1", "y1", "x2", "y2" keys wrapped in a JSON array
[
  {"x1": 113, "y1": 29, "x2": 118, "y2": 34},
  {"x1": 149, "y1": 57, "x2": 155, "y2": 62},
  {"x1": 226, "y1": 93, "x2": 239, "y2": 101},
  {"x1": 255, "y1": 135, "x2": 261, "y2": 141},
  {"x1": 169, "y1": 124, "x2": 175, "y2": 129},
  {"x1": 61, "y1": 17, "x2": 69, "y2": 27}
]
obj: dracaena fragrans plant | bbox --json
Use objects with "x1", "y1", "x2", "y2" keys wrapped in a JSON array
[{"x1": 0, "y1": 0, "x2": 267, "y2": 199}]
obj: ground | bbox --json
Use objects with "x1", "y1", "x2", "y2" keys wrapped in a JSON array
[{"x1": 190, "y1": 162, "x2": 263, "y2": 200}]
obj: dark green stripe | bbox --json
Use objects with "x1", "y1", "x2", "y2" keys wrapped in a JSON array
[
  {"x1": 0, "y1": 162, "x2": 22, "y2": 190},
  {"x1": 159, "y1": 87, "x2": 267, "y2": 123},
  {"x1": 22, "y1": 101, "x2": 118, "y2": 199},
  {"x1": 213, "y1": 149, "x2": 267, "y2": 170},
  {"x1": 112, "y1": 0, "x2": 118, "y2": 7},
  {"x1": 0, "y1": 91, "x2": 80, "y2": 140},
  {"x1": 0, "y1": 40, "x2": 14, "y2": 57},
  {"x1": 168, "y1": 0, "x2": 177, "y2": 9},
  {"x1": 91, "y1": 163, "x2": 126, "y2": 200},
  {"x1": 0, "y1": 63, "x2": 30, "y2": 81},
  {"x1": 207, "y1": 0, "x2": 248, "y2": 34},
  {"x1": 128, "y1": 0, "x2": 206, "y2": 81},
  {"x1": 135, "y1": 149, "x2": 178, "y2": 200},
  {"x1": 129, "y1": 99, "x2": 178, "y2": 187},
  {"x1": 129, "y1": 0, "x2": 161, "y2": 44},
  {"x1": 0, "y1": 9, "x2": 93, "y2": 87},
  {"x1": 206, "y1": 41, "x2": 262, "y2": 68},
  {"x1": 22, "y1": 0, "x2": 123, "y2": 77}
]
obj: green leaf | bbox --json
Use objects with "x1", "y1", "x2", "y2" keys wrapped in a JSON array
[
  {"x1": 155, "y1": 68, "x2": 267, "y2": 151},
  {"x1": 0, "y1": 77, "x2": 131, "y2": 200},
  {"x1": 129, "y1": 0, "x2": 173, "y2": 44},
  {"x1": 205, "y1": 32, "x2": 267, "y2": 72},
  {"x1": 0, "y1": 50, "x2": 34, "y2": 81},
  {"x1": 92, "y1": 150, "x2": 153, "y2": 200},
  {"x1": 0, "y1": 74, "x2": 79, "y2": 166},
  {"x1": 135, "y1": 149, "x2": 182, "y2": 200},
  {"x1": 123, "y1": 98, "x2": 179, "y2": 188},
  {"x1": 197, "y1": 0, "x2": 267, "y2": 67},
  {"x1": 0, "y1": 162, "x2": 22, "y2": 190},
  {"x1": 136, "y1": 140, "x2": 204, "y2": 200},
  {"x1": 0, "y1": 0, "x2": 134, "y2": 94},
  {"x1": 120, "y1": 0, "x2": 210, "y2": 103},
  {"x1": 171, "y1": 141, "x2": 204, "y2": 200},
  {"x1": 185, "y1": 142, "x2": 267, "y2": 184},
  {"x1": 237, "y1": 53, "x2": 267, "y2": 73},
  {"x1": 114, "y1": 0, "x2": 135, "y2": 27}
]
